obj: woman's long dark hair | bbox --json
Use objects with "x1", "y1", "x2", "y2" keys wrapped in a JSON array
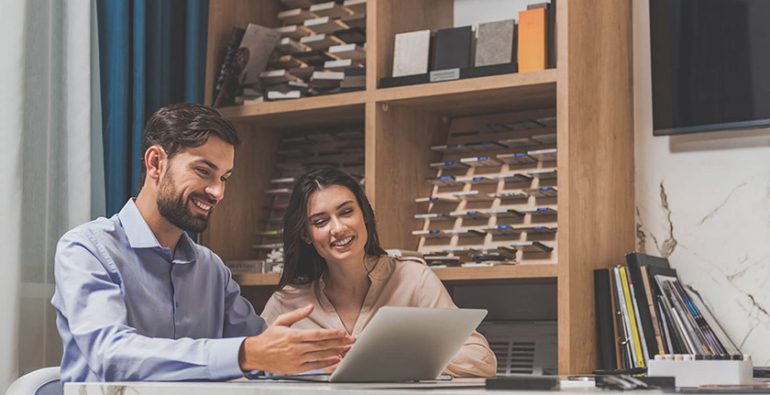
[{"x1": 279, "y1": 168, "x2": 386, "y2": 289}]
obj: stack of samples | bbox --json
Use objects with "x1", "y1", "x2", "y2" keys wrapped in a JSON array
[
  {"x1": 414, "y1": 111, "x2": 558, "y2": 268},
  {"x1": 212, "y1": 0, "x2": 367, "y2": 106},
  {"x1": 382, "y1": 1, "x2": 556, "y2": 88}
]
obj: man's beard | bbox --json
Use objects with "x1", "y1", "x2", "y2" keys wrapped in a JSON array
[{"x1": 156, "y1": 171, "x2": 215, "y2": 233}]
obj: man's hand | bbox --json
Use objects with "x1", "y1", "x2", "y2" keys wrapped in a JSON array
[
  {"x1": 239, "y1": 304, "x2": 355, "y2": 374},
  {"x1": 321, "y1": 344, "x2": 353, "y2": 374}
]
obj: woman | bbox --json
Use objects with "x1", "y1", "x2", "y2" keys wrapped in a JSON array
[{"x1": 261, "y1": 168, "x2": 496, "y2": 377}]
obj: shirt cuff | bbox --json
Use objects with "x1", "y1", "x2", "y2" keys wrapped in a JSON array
[{"x1": 208, "y1": 336, "x2": 248, "y2": 380}]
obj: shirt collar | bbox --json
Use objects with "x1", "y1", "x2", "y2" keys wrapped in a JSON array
[
  {"x1": 318, "y1": 255, "x2": 392, "y2": 292},
  {"x1": 117, "y1": 199, "x2": 198, "y2": 264},
  {"x1": 367, "y1": 255, "x2": 392, "y2": 281},
  {"x1": 173, "y1": 232, "x2": 198, "y2": 264}
]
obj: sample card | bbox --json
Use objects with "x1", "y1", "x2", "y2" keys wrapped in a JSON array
[
  {"x1": 475, "y1": 19, "x2": 516, "y2": 67},
  {"x1": 393, "y1": 30, "x2": 431, "y2": 77}
]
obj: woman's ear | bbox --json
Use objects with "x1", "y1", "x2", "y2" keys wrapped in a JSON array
[{"x1": 302, "y1": 235, "x2": 311, "y2": 244}]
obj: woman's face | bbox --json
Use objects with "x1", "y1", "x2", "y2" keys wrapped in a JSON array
[{"x1": 305, "y1": 184, "x2": 369, "y2": 267}]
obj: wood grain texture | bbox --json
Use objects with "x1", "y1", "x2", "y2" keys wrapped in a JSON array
[
  {"x1": 364, "y1": 102, "x2": 378, "y2": 207},
  {"x1": 431, "y1": 263, "x2": 557, "y2": 281},
  {"x1": 215, "y1": 71, "x2": 556, "y2": 124},
  {"x1": 234, "y1": 272, "x2": 281, "y2": 286},
  {"x1": 240, "y1": 285, "x2": 279, "y2": 315},
  {"x1": 215, "y1": 92, "x2": 367, "y2": 128},
  {"x1": 365, "y1": 0, "x2": 378, "y2": 92},
  {"x1": 234, "y1": 263, "x2": 556, "y2": 286},
  {"x1": 369, "y1": 104, "x2": 448, "y2": 250},
  {"x1": 557, "y1": 0, "x2": 634, "y2": 375},
  {"x1": 204, "y1": 0, "x2": 282, "y2": 107},
  {"x1": 376, "y1": 70, "x2": 557, "y2": 117}
]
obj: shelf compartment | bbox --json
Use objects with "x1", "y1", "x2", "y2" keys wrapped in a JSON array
[
  {"x1": 510, "y1": 241, "x2": 554, "y2": 253},
  {"x1": 431, "y1": 263, "x2": 557, "y2": 282},
  {"x1": 450, "y1": 210, "x2": 491, "y2": 219},
  {"x1": 429, "y1": 161, "x2": 470, "y2": 170},
  {"x1": 233, "y1": 272, "x2": 282, "y2": 286},
  {"x1": 455, "y1": 176, "x2": 497, "y2": 185},
  {"x1": 414, "y1": 213, "x2": 454, "y2": 221},
  {"x1": 415, "y1": 196, "x2": 459, "y2": 204},
  {"x1": 216, "y1": 91, "x2": 367, "y2": 128},
  {"x1": 525, "y1": 168, "x2": 557, "y2": 179},
  {"x1": 234, "y1": 263, "x2": 558, "y2": 286}
]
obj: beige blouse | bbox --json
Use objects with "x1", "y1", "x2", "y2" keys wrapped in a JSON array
[{"x1": 261, "y1": 256, "x2": 497, "y2": 377}]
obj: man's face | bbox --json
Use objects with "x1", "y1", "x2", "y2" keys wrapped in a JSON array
[{"x1": 156, "y1": 136, "x2": 235, "y2": 233}]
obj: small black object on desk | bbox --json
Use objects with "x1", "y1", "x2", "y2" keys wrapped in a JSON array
[{"x1": 486, "y1": 376, "x2": 559, "y2": 391}]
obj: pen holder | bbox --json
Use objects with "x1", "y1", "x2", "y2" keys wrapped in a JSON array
[{"x1": 647, "y1": 355, "x2": 753, "y2": 387}]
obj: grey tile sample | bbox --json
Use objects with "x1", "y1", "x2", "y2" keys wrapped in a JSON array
[
  {"x1": 310, "y1": 1, "x2": 352, "y2": 18},
  {"x1": 344, "y1": 0, "x2": 367, "y2": 14},
  {"x1": 475, "y1": 19, "x2": 516, "y2": 67},
  {"x1": 300, "y1": 33, "x2": 346, "y2": 51},
  {"x1": 341, "y1": 13, "x2": 366, "y2": 29}
]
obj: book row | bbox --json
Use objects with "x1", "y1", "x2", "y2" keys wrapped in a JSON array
[{"x1": 594, "y1": 253, "x2": 741, "y2": 372}]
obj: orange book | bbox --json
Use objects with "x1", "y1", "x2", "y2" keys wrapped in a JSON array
[{"x1": 518, "y1": 8, "x2": 548, "y2": 72}]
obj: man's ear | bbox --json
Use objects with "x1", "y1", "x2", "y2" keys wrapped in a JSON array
[{"x1": 145, "y1": 145, "x2": 167, "y2": 181}]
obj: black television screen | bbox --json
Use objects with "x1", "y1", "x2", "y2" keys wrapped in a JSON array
[{"x1": 650, "y1": 0, "x2": 770, "y2": 136}]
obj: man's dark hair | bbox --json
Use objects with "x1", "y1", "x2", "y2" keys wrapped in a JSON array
[
  {"x1": 279, "y1": 168, "x2": 386, "y2": 290},
  {"x1": 139, "y1": 103, "x2": 242, "y2": 190}
]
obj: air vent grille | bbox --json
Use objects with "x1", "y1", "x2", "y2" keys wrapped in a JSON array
[{"x1": 478, "y1": 321, "x2": 558, "y2": 377}]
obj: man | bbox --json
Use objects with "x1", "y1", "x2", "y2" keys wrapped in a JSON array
[{"x1": 51, "y1": 103, "x2": 353, "y2": 383}]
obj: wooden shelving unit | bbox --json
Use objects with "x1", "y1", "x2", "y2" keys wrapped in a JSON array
[
  {"x1": 375, "y1": 70, "x2": 557, "y2": 115},
  {"x1": 234, "y1": 263, "x2": 557, "y2": 286},
  {"x1": 234, "y1": 272, "x2": 282, "y2": 287},
  {"x1": 201, "y1": 0, "x2": 634, "y2": 375},
  {"x1": 216, "y1": 91, "x2": 367, "y2": 127},
  {"x1": 215, "y1": 71, "x2": 556, "y2": 124}
]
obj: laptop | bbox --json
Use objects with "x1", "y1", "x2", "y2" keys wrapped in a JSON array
[{"x1": 260, "y1": 306, "x2": 487, "y2": 383}]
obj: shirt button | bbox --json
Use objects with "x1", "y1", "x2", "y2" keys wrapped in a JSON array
[{"x1": 175, "y1": 301, "x2": 179, "y2": 308}]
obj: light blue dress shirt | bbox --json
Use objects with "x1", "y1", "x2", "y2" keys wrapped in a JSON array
[{"x1": 51, "y1": 199, "x2": 267, "y2": 383}]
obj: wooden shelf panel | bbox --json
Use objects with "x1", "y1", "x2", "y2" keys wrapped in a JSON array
[
  {"x1": 234, "y1": 272, "x2": 281, "y2": 286},
  {"x1": 376, "y1": 69, "x2": 557, "y2": 117},
  {"x1": 216, "y1": 91, "x2": 368, "y2": 128},
  {"x1": 234, "y1": 263, "x2": 556, "y2": 286},
  {"x1": 431, "y1": 263, "x2": 557, "y2": 282},
  {"x1": 214, "y1": 70, "x2": 556, "y2": 126}
]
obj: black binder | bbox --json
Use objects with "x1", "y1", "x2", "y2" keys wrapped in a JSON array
[
  {"x1": 433, "y1": 26, "x2": 473, "y2": 70},
  {"x1": 595, "y1": 268, "x2": 618, "y2": 370}
]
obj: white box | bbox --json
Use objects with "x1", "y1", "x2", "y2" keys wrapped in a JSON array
[{"x1": 647, "y1": 358, "x2": 753, "y2": 387}]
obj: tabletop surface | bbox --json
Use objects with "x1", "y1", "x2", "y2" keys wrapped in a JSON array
[{"x1": 63, "y1": 378, "x2": 642, "y2": 395}]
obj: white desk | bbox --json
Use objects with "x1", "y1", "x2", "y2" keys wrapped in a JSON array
[{"x1": 64, "y1": 379, "x2": 636, "y2": 395}]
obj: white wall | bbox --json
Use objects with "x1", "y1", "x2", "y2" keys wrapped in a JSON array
[
  {"x1": 453, "y1": 0, "x2": 530, "y2": 27},
  {"x1": 634, "y1": 0, "x2": 770, "y2": 364},
  {"x1": 456, "y1": 0, "x2": 770, "y2": 364}
]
